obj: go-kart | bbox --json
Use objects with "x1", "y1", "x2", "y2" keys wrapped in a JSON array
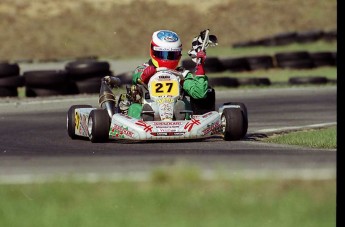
[{"x1": 66, "y1": 67, "x2": 248, "y2": 143}]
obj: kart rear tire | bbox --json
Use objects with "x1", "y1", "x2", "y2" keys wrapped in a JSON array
[
  {"x1": 222, "y1": 108, "x2": 247, "y2": 141},
  {"x1": 67, "y1": 104, "x2": 93, "y2": 139},
  {"x1": 88, "y1": 109, "x2": 110, "y2": 143}
]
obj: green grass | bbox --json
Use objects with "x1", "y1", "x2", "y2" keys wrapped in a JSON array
[
  {"x1": 0, "y1": 177, "x2": 336, "y2": 227},
  {"x1": 262, "y1": 126, "x2": 336, "y2": 149}
]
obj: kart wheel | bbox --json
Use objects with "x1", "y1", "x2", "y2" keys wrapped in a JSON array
[
  {"x1": 222, "y1": 102, "x2": 248, "y2": 134},
  {"x1": 67, "y1": 105, "x2": 92, "y2": 139},
  {"x1": 221, "y1": 108, "x2": 247, "y2": 141},
  {"x1": 88, "y1": 109, "x2": 110, "y2": 143}
]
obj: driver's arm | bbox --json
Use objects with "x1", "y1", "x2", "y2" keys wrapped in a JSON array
[
  {"x1": 182, "y1": 50, "x2": 208, "y2": 99},
  {"x1": 132, "y1": 65, "x2": 156, "y2": 85},
  {"x1": 183, "y1": 72, "x2": 208, "y2": 99}
]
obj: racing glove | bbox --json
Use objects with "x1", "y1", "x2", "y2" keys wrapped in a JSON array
[
  {"x1": 139, "y1": 65, "x2": 156, "y2": 84},
  {"x1": 195, "y1": 50, "x2": 206, "y2": 76}
]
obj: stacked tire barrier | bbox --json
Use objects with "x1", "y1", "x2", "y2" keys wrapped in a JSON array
[
  {"x1": 232, "y1": 29, "x2": 336, "y2": 48},
  {"x1": 182, "y1": 50, "x2": 336, "y2": 73},
  {"x1": 22, "y1": 60, "x2": 113, "y2": 97},
  {"x1": 0, "y1": 48, "x2": 337, "y2": 97},
  {"x1": 24, "y1": 70, "x2": 76, "y2": 97},
  {"x1": 65, "y1": 60, "x2": 112, "y2": 94}
]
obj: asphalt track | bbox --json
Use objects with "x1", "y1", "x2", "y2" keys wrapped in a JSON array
[{"x1": 0, "y1": 86, "x2": 337, "y2": 183}]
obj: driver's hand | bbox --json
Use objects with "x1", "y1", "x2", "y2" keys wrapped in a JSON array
[
  {"x1": 195, "y1": 50, "x2": 207, "y2": 76},
  {"x1": 140, "y1": 65, "x2": 156, "y2": 84},
  {"x1": 103, "y1": 75, "x2": 112, "y2": 84},
  {"x1": 196, "y1": 50, "x2": 207, "y2": 65}
]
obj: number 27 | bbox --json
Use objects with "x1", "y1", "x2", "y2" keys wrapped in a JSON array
[{"x1": 155, "y1": 82, "x2": 173, "y2": 93}]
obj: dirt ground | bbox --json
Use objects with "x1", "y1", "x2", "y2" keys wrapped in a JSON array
[{"x1": 0, "y1": 0, "x2": 337, "y2": 61}]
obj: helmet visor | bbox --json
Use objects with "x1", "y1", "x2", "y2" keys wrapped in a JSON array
[
  {"x1": 153, "y1": 50, "x2": 181, "y2": 60},
  {"x1": 151, "y1": 44, "x2": 181, "y2": 60}
]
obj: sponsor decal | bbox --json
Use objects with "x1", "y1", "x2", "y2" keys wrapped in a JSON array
[
  {"x1": 75, "y1": 112, "x2": 88, "y2": 136},
  {"x1": 184, "y1": 118, "x2": 201, "y2": 132},
  {"x1": 202, "y1": 112, "x2": 213, "y2": 118},
  {"x1": 157, "y1": 128, "x2": 178, "y2": 132},
  {"x1": 152, "y1": 122, "x2": 184, "y2": 128},
  {"x1": 158, "y1": 75, "x2": 172, "y2": 79},
  {"x1": 75, "y1": 112, "x2": 80, "y2": 130},
  {"x1": 110, "y1": 124, "x2": 134, "y2": 138},
  {"x1": 151, "y1": 132, "x2": 185, "y2": 136},
  {"x1": 135, "y1": 120, "x2": 153, "y2": 132},
  {"x1": 153, "y1": 46, "x2": 181, "y2": 51},
  {"x1": 202, "y1": 122, "x2": 222, "y2": 135},
  {"x1": 79, "y1": 114, "x2": 88, "y2": 135},
  {"x1": 156, "y1": 30, "x2": 179, "y2": 42},
  {"x1": 153, "y1": 121, "x2": 184, "y2": 126},
  {"x1": 156, "y1": 97, "x2": 174, "y2": 104}
]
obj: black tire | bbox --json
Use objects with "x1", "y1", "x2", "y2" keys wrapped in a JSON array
[
  {"x1": 309, "y1": 51, "x2": 336, "y2": 67},
  {"x1": 204, "y1": 57, "x2": 226, "y2": 73},
  {"x1": 23, "y1": 70, "x2": 69, "y2": 87},
  {"x1": 222, "y1": 108, "x2": 246, "y2": 141},
  {"x1": 65, "y1": 60, "x2": 111, "y2": 80},
  {"x1": 322, "y1": 30, "x2": 337, "y2": 42},
  {"x1": 208, "y1": 77, "x2": 239, "y2": 87},
  {"x1": 332, "y1": 52, "x2": 337, "y2": 66},
  {"x1": 67, "y1": 104, "x2": 93, "y2": 139},
  {"x1": 190, "y1": 87, "x2": 216, "y2": 115},
  {"x1": 237, "y1": 77, "x2": 271, "y2": 86},
  {"x1": 275, "y1": 51, "x2": 314, "y2": 69},
  {"x1": 88, "y1": 109, "x2": 110, "y2": 143},
  {"x1": 0, "y1": 62, "x2": 20, "y2": 77},
  {"x1": 181, "y1": 59, "x2": 196, "y2": 71},
  {"x1": 277, "y1": 59, "x2": 315, "y2": 69},
  {"x1": 0, "y1": 87, "x2": 18, "y2": 97},
  {"x1": 271, "y1": 31, "x2": 298, "y2": 46},
  {"x1": 75, "y1": 77, "x2": 102, "y2": 94},
  {"x1": 296, "y1": 30, "x2": 324, "y2": 43},
  {"x1": 288, "y1": 76, "x2": 328, "y2": 85},
  {"x1": 0, "y1": 76, "x2": 24, "y2": 87},
  {"x1": 232, "y1": 40, "x2": 257, "y2": 48},
  {"x1": 222, "y1": 102, "x2": 248, "y2": 138},
  {"x1": 220, "y1": 57, "x2": 250, "y2": 72},
  {"x1": 25, "y1": 84, "x2": 77, "y2": 97},
  {"x1": 275, "y1": 51, "x2": 311, "y2": 61},
  {"x1": 116, "y1": 71, "x2": 133, "y2": 86},
  {"x1": 245, "y1": 55, "x2": 274, "y2": 70}
]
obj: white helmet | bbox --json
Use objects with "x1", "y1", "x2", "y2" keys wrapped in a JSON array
[{"x1": 150, "y1": 30, "x2": 182, "y2": 69}]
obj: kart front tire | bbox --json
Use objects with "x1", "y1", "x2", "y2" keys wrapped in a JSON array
[
  {"x1": 222, "y1": 108, "x2": 246, "y2": 141},
  {"x1": 67, "y1": 105, "x2": 92, "y2": 139},
  {"x1": 88, "y1": 109, "x2": 110, "y2": 143},
  {"x1": 222, "y1": 102, "x2": 248, "y2": 138}
]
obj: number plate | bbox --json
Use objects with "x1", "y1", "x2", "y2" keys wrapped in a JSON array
[{"x1": 150, "y1": 81, "x2": 179, "y2": 97}]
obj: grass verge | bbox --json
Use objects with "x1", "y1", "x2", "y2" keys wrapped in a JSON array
[
  {"x1": 262, "y1": 126, "x2": 336, "y2": 149},
  {"x1": 0, "y1": 176, "x2": 336, "y2": 227}
]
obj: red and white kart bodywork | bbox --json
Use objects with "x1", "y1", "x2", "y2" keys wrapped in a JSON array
[{"x1": 67, "y1": 69, "x2": 248, "y2": 142}]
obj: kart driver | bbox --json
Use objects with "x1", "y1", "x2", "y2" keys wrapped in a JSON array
[{"x1": 122, "y1": 29, "x2": 209, "y2": 119}]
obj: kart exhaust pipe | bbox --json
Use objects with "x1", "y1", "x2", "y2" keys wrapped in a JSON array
[{"x1": 99, "y1": 80, "x2": 117, "y2": 118}]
